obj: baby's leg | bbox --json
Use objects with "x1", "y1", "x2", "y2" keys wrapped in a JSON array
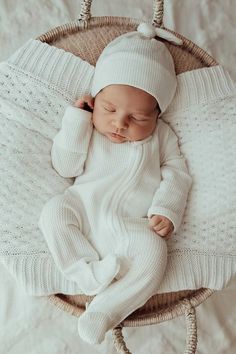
[
  {"x1": 78, "y1": 218, "x2": 167, "y2": 344},
  {"x1": 38, "y1": 191, "x2": 120, "y2": 295}
]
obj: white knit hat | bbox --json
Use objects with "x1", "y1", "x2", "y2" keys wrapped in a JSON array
[{"x1": 91, "y1": 23, "x2": 183, "y2": 113}]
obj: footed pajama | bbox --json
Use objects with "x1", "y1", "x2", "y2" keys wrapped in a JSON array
[
  {"x1": 38, "y1": 105, "x2": 191, "y2": 343},
  {"x1": 39, "y1": 192, "x2": 167, "y2": 343}
]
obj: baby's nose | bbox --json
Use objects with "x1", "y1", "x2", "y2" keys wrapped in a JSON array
[{"x1": 113, "y1": 116, "x2": 129, "y2": 129}]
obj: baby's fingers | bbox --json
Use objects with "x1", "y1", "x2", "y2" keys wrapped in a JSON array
[
  {"x1": 74, "y1": 98, "x2": 85, "y2": 108},
  {"x1": 83, "y1": 96, "x2": 94, "y2": 111},
  {"x1": 155, "y1": 226, "x2": 170, "y2": 237},
  {"x1": 155, "y1": 223, "x2": 174, "y2": 238},
  {"x1": 74, "y1": 95, "x2": 94, "y2": 110},
  {"x1": 148, "y1": 215, "x2": 163, "y2": 228}
]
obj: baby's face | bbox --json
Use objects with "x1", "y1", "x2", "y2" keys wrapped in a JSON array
[{"x1": 92, "y1": 85, "x2": 159, "y2": 143}]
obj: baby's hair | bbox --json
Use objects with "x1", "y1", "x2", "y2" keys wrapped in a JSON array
[{"x1": 155, "y1": 102, "x2": 161, "y2": 115}]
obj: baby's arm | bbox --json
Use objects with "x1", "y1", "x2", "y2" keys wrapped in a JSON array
[
  {"x1": 148, "y1": 120, "x2": 192, "y2": 234},
  {"x1": 51, "y1": 96, "x2": 94, "y2": 178}
]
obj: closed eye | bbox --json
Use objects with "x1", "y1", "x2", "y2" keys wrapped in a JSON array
[
  {"x1": 130, "y1": 116, "x2": 149, "y2": 122},
  {"x1": 104, "y1": 106, "x2": 116, "y2": 112}
]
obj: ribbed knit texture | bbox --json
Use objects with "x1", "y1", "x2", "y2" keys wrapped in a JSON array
[
  {"x1": 0, "y1": 39, "x2": 95, "y2": 295},
  {"x1": 77, "y1": 230, "x2": 168, "y2": 344},
  {"x1": 8, "y1": 39, "x2": 94, "y2": 100},
  {"x1": 0, "y1": 39, "x2": 236, "y2": 295},
  {"x1": 48, "y1": 105, "x2": 191, "y2": 229},
  {"x1": 78, "y1": 312, "x2": 113, "y2": 344},
  {"x1": 91, "y1": 29, "x2": 177, "y2": 113},
  {"x1": 38, "y1": 102, "x2": 189, "y2": 308},
  {"x1": 38, "y1": 190, "x2": 121, "y2": 296}
]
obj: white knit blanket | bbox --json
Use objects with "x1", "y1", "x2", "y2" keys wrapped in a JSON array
[{"x1": 0, "y1": 39, "x2": 236, "y2": 295}]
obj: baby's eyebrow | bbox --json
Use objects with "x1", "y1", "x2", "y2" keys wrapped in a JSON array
[
  {"x1": 101, "y1": 99, "x2": 116, "y2": 106},
  {"x1": 135, "y1": 106, "x2": 158, "y2": 115},
  {"x1": 101, "y1": 99, "x2": 157, "y2": 114}
]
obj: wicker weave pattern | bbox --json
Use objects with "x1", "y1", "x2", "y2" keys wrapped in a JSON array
[{"x1": 37, "y1": 18, "x2": 217, "y2": 71}]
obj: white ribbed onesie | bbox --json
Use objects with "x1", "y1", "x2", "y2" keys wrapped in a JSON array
[{"x1": 38, "y1": 105, "x2": 192, "y2": 343}]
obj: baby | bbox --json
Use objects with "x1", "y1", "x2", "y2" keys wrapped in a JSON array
[{"x1": 38, "y1": 23, "x2": 192, "y2": 344}]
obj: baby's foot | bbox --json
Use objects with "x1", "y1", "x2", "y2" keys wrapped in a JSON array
[
  {"x1": 64, "y1": 254, "x2": 120, "y2": 295},
  {"x1": 78, "y1": 311, "x2": 113, "y2": 344}
]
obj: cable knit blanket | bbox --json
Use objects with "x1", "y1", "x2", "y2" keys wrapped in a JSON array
[{"x1": 0, "y1": 39, "x2": 236, "y2": 296}]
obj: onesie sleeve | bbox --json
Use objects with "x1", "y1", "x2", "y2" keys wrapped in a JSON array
[
  {"x1": 51, "y1": 106, "x2": 93, "y2": 178},
  {"x1": 147, "y1": 120, "x2": 192, "y2": 232}
]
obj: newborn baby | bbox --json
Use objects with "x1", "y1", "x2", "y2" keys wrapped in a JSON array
[{"x1": 38, "y1": 23, "x2": 192, "y2": 345}]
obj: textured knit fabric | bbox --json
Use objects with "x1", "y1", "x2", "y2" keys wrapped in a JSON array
[
  {"x1": 38, "y1": 106, "x2": 191, "y2": 297},
  {"x1": 38, "y1": 103, "x2": 189, "y2": 344},
  {"x1": 77, "y1": 229, "x2": 167, "y2": 344},
  {"x1": 91, "y1": 22, "x2": 178, "y2": 113},
  {"x1": 0, "y1": 39, "x2": 236, "y2": 296}
]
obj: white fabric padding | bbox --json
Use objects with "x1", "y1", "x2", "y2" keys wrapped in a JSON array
[{"x1": 0, "y1": 39, "x2": 236, "y2": 295}]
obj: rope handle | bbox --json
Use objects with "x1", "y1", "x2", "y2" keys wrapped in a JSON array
[
  {"x1": 79, "y1": 0, "x2": 164, "y2": 27},
  {"x1": 112, "y1": 299, "x2": 198, "y2": 354},
  {"x1": 183, "y1": 299, "x2": 198, "y2": 354}
]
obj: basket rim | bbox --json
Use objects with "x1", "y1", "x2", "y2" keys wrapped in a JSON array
[
  {"x1": 48, "y1": 288, "x2": 215, "y2": 327},
  {"x1": 36, "y1": 16, "x2": 218, "y2": 67},
  {"x1": 123, "y1": 288, "x2": 214, "y2": 327}
]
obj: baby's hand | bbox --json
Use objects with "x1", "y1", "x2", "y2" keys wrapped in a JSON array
[
  {"x1": 74, "y1": 95, "x2": 94, "y2": 112},
  {"x1": 149, "y1": 215, "x2": 174, "y2": 238}
]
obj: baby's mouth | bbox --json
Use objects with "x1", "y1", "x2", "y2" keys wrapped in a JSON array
[
  {"x1": 111, "y1": 132, "x2": 126, "y2": 138},
  {"x1": 108, "y1": 132, "x2": 129, "y2": 142}
]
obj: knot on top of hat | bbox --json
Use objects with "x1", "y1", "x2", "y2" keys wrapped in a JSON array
[
  {"x1": 137, "y1": 23, "x2": 157, "y2": 39},
  {"x1": 137, "y1": 22, "x2": 183, "y2": 46}
]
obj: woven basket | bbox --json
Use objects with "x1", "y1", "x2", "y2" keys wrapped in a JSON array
[{"x1": 37, "y1": 1, "x2": 217, "y2": 353}]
